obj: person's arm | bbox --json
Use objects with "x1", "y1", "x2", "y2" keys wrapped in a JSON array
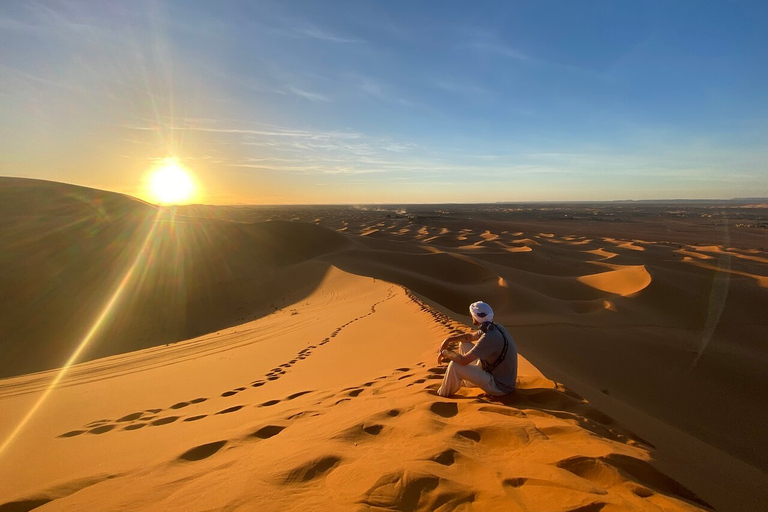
[
  {"x1": 438, "y1": 331, "x2": 481, "y2": 364},
  {"x1": 439, "y1": 331, "x2": 480, "y2": 351},
  {"x1": 440, "y1": 347, "x2": 479, "y2": 366}
]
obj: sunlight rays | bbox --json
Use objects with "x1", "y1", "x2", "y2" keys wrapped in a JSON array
[
  {"x1": 147, "y1": 157, "x2": 197, "y2": 204},
  {"x1": 0, "y1": 210, "x2": 163, "y2": 457}
]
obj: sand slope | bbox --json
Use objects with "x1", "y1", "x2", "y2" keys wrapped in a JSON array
[
  {"x1": 0, "y1": 179, "x2": 351, "y2": 378},
  {"x1": 2, "y1": 179, "x2": 767, "y2": 511},
  {"x1": 0, "y1": 267, "x2": 708, "y2": 512}
]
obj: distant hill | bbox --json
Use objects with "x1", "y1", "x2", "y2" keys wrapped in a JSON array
[
  {"x1": 0, "y1": 177, "x2": 351, "y2": 378},
  {"x1": 0, "y1": 176, "x2": 155, "y2": 219}
]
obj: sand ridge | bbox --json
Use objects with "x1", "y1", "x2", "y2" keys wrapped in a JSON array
[
  {"x1": 2, "y1": 179, "x2": 767, "y2": 511},
  {"x1": 0, "y1": 268, "x2": 710, "y2": 511}
]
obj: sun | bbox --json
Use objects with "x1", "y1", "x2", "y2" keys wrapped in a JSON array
[{"x1": 147, "y1": 158, "x2": 197, "y2": 204}]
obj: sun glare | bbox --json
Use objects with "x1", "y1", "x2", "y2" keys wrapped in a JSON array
[{"x1": 148, "y1": 158, "x2": 196, "y2": 204}]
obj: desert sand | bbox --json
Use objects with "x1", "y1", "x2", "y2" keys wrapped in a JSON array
[{"x1": 1, "y1": 178, "x2": 767, "y2": 511}]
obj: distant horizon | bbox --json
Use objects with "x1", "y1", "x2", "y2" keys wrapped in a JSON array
[
  {"x1": 2, "y1": 1, "x2": 766, "y2": 204},
  {"x1": 4, "y1": 174, "x2": 767, "y2": 208}
]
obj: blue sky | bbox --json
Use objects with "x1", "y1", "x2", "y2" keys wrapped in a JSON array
[{"x1": 1, "y1": 0, "x2": 766, "y2": 203}]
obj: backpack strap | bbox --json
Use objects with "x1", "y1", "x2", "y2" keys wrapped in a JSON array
[{"x1": 480, "y1": 323, "x2": 509, "y2": 374}]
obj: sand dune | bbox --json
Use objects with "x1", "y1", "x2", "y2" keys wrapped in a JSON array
[
  {"x1": 1, "y1": 266, "x2": 710, "y2": 512},
  {"x1": 2, "y1": 179, "x2": 767, "y2": 511},
  {"x1": 577, "y1": 265, "x2": 652, "y2": 296},
  {"x1": 0, "y1": 180, "x2": 351, "y2": 378}
]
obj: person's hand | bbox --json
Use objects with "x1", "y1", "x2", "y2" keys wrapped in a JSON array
[{"x1": 437, "y1": 338, "x2": 451, "y2": 364}]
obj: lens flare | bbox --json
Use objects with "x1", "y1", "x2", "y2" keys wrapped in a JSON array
[
  {"x1": 0, "y1": 211, "x2": 162, "y2": 457},
  {"x1": 148, "y1": 158, "x2": 196, "y2": 204}
]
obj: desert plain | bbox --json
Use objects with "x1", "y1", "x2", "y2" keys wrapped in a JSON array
[{"x1": 1, "y1": 177, "x2": 767, "y2": 511}]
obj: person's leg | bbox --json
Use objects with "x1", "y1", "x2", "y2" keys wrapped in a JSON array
[
  {"x1": 437, "y1": 342, "x2": 473, "y2": 397},
  {"x1": 438, "y1": 342, "x2": 505, "y2": 397},
  {"x1": 436, "y1": 362, "x2": 481, "y2": 396},
  {"x1": 436, "y1": 361, "x2": 462, "y2": 397}
]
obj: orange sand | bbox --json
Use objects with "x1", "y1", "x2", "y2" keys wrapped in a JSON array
[
  {"x1": 2, "y1": 178, "x2": 767, "y2": 511},
  {"x1": 1, "y1": 268, "x2": 709, "y2": 511}
]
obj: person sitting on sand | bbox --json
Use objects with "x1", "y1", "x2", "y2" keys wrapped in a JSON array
[{"x1": 437, "y1": 301, "x2": 517, "y2": 397}]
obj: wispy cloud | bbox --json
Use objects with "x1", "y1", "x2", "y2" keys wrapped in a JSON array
[
  {"x1": 0, "y1": 15, "x2": 38, "y2": 33},
  {"x1": 121, "y1": 120, "x2": 359, "y2": 139},
  {"x1": 112, "y1": 115, "x2": 768, "y2": 197},
  {"x1": 0, "y1": 64, "x2": 85, "y2": 94},
  {"x1": 467, "y1": 40, "x2": 530, "y2": 62},
  {"x1": 296, "y1": 27, "x2": 364, "y2": 44},
  {"x1": 288, "y1": 86, "x2": 331, "y2": 102},
  {"x1": 434, "y1": 80, "x2": 489, "y2": 96},
  {"x1": 348, "y1": 74, "x2": 415, "y2": 107},
  {"x1": 251, "y1": 11, "x2": 365, "y2": 45},
  {"x1": 462, "y1": 30, "x2": 593, "y2": 75},
  {"x1": 117, "y1": 117, "x2": 423, "y2": 175}
]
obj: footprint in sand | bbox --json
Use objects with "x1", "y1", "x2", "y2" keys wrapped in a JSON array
[
  {"x1": 502, "y1": 477, "x2": 527, "y2": 488},
  {"x1": 429, "y1": 402, "x2": 459, "y2": 418},
  {"x1": 430, "y1": 448, "x2": 458, "y2": 466},
  {"x1": 363, "y1": 424, "x2": 384, "y2": 435},
  {"x1": 84, "y1": 419, "x2": 110, "y2": 427},
  {"x1": 360, "y1": 470, "x2": 473, "y2": 510},
  {"x1": 251, "y1": 425, "x2": 286, "y2": 439},
  {"x1": 283, "y1": 456, "x2": 343, "y2": 484},
  {"x1": 478, "y1": 405, "x2": 527, "y2": 418},
  {"x1": 333, "y1": 422, "x2": 386, "y2": 442},
  {"x1": 456, "y1": 429, "x2": 482, "y2": 443},
  {"x1": 117, "y1": 412, "x2": 143, "y2": 422},
  {"x1": 151, "y1": 416, "x2": 179, "y2": 426},
  {"x1": 62, "y1": 295, "x2": 402, "y2": 440},
  {"x1": 58, "y1": 430, "x2": 86, "y2": 438},
  {"x1": 88, "y1": 425, "x2": 116, "y2": 434},
  {"x1": 628, "y1": 484, "x2": 654, "y2": 498},
  {"x1": 216, "y1": 405, "x2": 244, "y2": 415},
  {"x1": 286, "y1": 390, "x2": 313, "y2": 400},
  {"x1": 178, "y1": 440, "x2": 228, "y2": 462}
]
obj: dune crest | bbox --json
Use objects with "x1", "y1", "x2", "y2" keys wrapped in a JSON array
[
  {"x1": 0, "y1": 267, "x2": 708, "y2": 512},
  {"x1": 577, "y1": 265, "x2": 652, "y2": 297},
  {"x1": 3, "y1": 179, "x2": 767, "y2": 511}
]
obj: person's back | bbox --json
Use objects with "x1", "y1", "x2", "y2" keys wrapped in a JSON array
[{"x1": 469, "y1": 322, "x2": 517, "y2": 394}]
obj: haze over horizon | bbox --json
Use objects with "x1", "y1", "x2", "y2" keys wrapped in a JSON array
[{"x1": 1, "y1": 0, "x2": 766, "y2": 204}]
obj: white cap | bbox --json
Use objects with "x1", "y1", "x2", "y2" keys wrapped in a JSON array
[{"x1": 469, "y1": 301, "x2": 494, "y2": 323}]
